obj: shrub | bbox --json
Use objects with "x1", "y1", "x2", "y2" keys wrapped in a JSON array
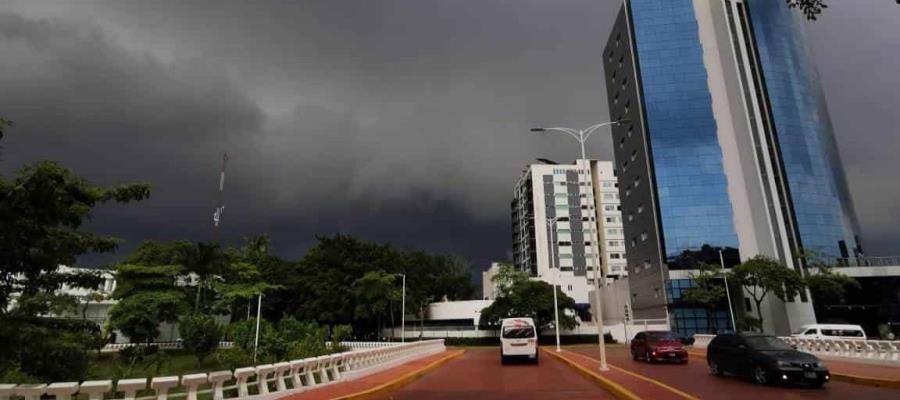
[{"x1": 179, "y1": 314, "x2": 224, "y2": 363}]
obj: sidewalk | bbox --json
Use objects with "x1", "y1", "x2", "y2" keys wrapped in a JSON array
[{"x1": 279, "y1": 350, "x2": 462, "y2": 400}]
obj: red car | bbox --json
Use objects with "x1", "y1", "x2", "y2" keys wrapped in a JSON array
[{"x1": 630, "y1": 331, "x2": 688, "y2": 364}]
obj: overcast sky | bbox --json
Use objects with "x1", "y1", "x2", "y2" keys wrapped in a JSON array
[{"x1": 0, "y1": 0, "x2": 897, "y2": 273}]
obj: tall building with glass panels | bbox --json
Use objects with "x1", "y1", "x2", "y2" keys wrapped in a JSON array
[{"x1": 604, "y1": 0, "x2": 862, "y2": 335}]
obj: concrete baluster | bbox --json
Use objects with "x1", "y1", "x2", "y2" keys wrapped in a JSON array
[
  {"x1": 315, "y1": 356, "x2": 331, "y2": 383},
  {"x1": 233, "y1": 367, "x2": 255, "y2": 398},
  {"x1": 304, "y1": 359, "x2": 318, "y2": 386},
  {"x1": 288, "y1": 360, "x2": 306, "y2": 389},
  {"x1": 79, "y1": 380, "x2": 113, "y2": 400},
  {"x1": 46, "y1": 382, "x2": 78, "y2": 400},
  {"x1": 13, "y1": 383, "x2": 46, "y2": 400},
  {"x1": 0, "y1": 384, "x2": 16, "y2": 400},
  {"x1": 254, "y1": 364, "x2": 275, "y2": 394},
  {"x1": 150, "y1": 376, "x2": 179, "y2": 400},
  {"x1": 207, "y1": 371, "x2": 232, "y2": 400},
  {"x1": 273, "y1": 362, "x2": 291, "y2": 392},
  {"x1": 329, "y1": 354, "x2": 343, "y2": 381},
  {"x1": 180, "y1": 373, "x2": 208, "y2": 400},
  {"x1": 116, "y1": 378, "x2": 147, "y2": 400}
]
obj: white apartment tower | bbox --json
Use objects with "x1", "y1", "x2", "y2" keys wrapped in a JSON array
[{"x1": 511, "y1": 160, "x2": 626, "y2": 304}]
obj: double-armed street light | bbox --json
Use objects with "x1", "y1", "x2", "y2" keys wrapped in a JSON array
[{"x1": 531, "y1": 119, "x2": 629, "y2": 371}]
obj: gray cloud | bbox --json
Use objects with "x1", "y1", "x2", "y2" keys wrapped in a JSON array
[{"x1": 0, "y1": 0, "x2": 896, "y2": 270}]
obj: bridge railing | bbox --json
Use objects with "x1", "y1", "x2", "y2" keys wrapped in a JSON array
[
  {"x1": 101, "y1": 341, "x2": 235, "y2": 352},
  {"x1": 692, "y1": 334, "x2": 900, "y2": 363},
  {"x1": 0, "y1": 339, "x2": 446, "y2": 400}
]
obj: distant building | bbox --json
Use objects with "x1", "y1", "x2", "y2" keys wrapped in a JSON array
[
  {"x1": 511, "y1": 160, "x2": 626, "y2": 305},
  {"x1": 604, "y1": 0, "x2": 865, "y2": 335}
]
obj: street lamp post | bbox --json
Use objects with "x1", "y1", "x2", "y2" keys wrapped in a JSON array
[
  {"x1": 397, "y1": 274, "x2": 406, "y2": 343},
  {"x1": 547, "y1": 217, "x2": 562, "y2": 352},
  {"x1": 532, "y1": 120, "x2": 627, "y2": 371},
  {"x1": 718, "y1": 249, "x2": 737, "y2": 332}
]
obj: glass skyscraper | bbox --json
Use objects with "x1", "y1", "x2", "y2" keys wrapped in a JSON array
[{"x1": 604, "y1": 0, "x2": 862, "y2": 335}]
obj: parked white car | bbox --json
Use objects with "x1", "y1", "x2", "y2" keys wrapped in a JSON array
[
  {"x1": 791, "y1": 324, "x2": 867, "y2": 340},
  {"x1": 500, "y1": 317, "x2": 538, "y2": 364}
]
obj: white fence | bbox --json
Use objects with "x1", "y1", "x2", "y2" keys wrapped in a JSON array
[
  {"x1": 692, "y1": 334, "x2": 900, "y2": 363},
  {"x1": 0, "y1": 339, "x2": 446, "y2": 400},
  {"x1": 101, "y1": 341, "x2": 235, "y2": 352}
]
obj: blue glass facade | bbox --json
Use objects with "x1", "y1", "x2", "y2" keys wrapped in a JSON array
[
  {"x1": 745, "y1": 1, "x2": 861, "y2": 258},
  {"x1": 629, "y1": 0, "x2": 740, "y2": 261}
]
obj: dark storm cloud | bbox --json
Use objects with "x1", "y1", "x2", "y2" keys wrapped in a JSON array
[{"x1": 0, "y1": 0, "x2": 897, "y2": 270}]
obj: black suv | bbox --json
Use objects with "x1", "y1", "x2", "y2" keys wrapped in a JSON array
[{"x1": 707, "y1": 332, "x2": 830, "y2": 387}]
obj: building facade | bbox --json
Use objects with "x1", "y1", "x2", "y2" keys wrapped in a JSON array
[
  {"x1": 511, "y1": 160, "x2": 626, "y2": 305},
  {"x1": 604, "y1": 0, "x2": 863, "y2": 335}
]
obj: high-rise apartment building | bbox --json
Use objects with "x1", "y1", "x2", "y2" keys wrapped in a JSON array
[
  {"x1": 604, "y1": 0, "x2": 862, "y2": 335},
  {"x1": 511, "y1": 160, "x2": 626, "y2": 305}
]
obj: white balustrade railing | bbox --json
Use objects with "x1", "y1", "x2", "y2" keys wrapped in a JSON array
[
  {"x1": 101, "y1": 341, "x2": 235, "y2": 352},
  {"x1": 692, "y1": 334, "x2": 900, "y2": 363},
  {"x1": 0, "y1": 339, "x2": 446, "y2": 400}
]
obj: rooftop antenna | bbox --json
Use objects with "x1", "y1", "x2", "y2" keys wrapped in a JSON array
[{"x1": 212, "y1": 153, "x2": 228, "y2": 241}]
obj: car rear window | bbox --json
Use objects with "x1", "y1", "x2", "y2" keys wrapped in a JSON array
[
  {"x1": 646, "y1": 332, "x2": 679, "y2": 342},
  {"x1": 502, "y1": 326, "x2": 535, "y2": 338},
  {"x1": 744, "y1": 336, "x2": 793, "y2": 351}
]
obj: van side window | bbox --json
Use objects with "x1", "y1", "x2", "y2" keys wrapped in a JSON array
[
  {"x1": 821, "y1": 329, "x2": 839, "y2": 336},
  {"x1": 843, "y1": 330, "x2": 864, "y2": 337},
  {"x1": 803, "y1": 329, "x2": 816, "y2": 335}
]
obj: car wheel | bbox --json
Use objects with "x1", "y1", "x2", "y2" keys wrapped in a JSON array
[
  {"x1": 534, "y1": 351, "x2": 540, "y2": 365},
  {"x1": 709, "y1": 360, "x2": 723, "y2": 376},
  {"x1": 631, "y1": 350, "x2": 639, "y2": 361},
  {"x1": 753, "y1": 366, "x2": 769, "y2": 385},
  {"x1": 810, "y1": 380, "x2": 825, "y2": 389},
  {"x1": 645, "y1": 351, "x2": 654, "y2": 364},
  {"x1": 501, "y1": 353, "x2": 507, "y2": 365},
  {"x1": 680, "y1": 358, "x2": 689, "y2": 365}
]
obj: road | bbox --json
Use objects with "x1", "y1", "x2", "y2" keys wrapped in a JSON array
[
  {"x1": 569, "y1": 345, "x2": 898, "y2": 399},
  {"x1": 373, "y1": 347, "x2": 612, "y2": 400}
]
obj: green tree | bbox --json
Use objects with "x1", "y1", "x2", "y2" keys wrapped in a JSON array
[
  {"x1": 178, "y1": 313, "x2": 224, "y2": 363},
  {"x1": 108, "y1": 262, "x2": 186, "y2": 344},
  {"x1": 179, "y1": 241, "x2": 227, "y2": 313},
  {"x1": 0, "y1": 158, "x2": 149, "y2": 381},
  {"x1": 805, "y1": 267, "x2": 860, "y2": 306},
  {"x1": 729, "y1": 256, "x2": 805, "y2": 332},
  {"x1": 490, "y1": 263, "x2": 530, "y2": 296},
  {"x1": 353, "y1": 271, "x2": 400, "y2": 336},
  {"x1": 479, "y1": 280, "x2": 578, "y2": 330},
  {"x1": 788, "y1": 1, "x2": 899, "y2": 21},
  {"x1": 680, "y1": 263, "x2": 728, "y2": 333}
]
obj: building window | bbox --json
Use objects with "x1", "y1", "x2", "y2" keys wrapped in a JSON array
[
  {"x1": 631, "y1": 238, "x2": 637, "y2": 248},
  {"x1": 634, "y1": 176, "x2": 641, "y2": 187},
  {"x1": 637, "y1": 203, "x2": 644, "y2": 214},
  {"x1": 610, "y1": 253, "x2": 621, "y2": 259},
  {"x1": 631, "y1": 149, "x2": 637, "y2": 161},
  {"x1": 641, "y1": 232, "x2": 648, "y2": 242}
]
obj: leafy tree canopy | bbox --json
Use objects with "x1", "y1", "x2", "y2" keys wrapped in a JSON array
[
  {"x1": 479, "y1": 279, "x2": 578, "y2": 331},
  {"x1": 729, "y1": 255, "x2": 805, "y2": 332}
]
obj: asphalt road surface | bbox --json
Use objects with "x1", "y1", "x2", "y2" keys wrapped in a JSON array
[
  {"x1": 373, "y1": 347, "x2": 612, "y2": 400},
  {"x1": 569, "y1": 345, "x2": 898, "y2": 400}
]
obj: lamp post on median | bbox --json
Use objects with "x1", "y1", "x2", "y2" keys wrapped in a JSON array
[
  {"x1": 396, "y1": 273, "x2": 406, "y2": 343},
  {"x1": 531, "y1": 119, "x2": 628, "y2": 371},
  {"x1": 547, "y1": 217, "x2": 563, "y2": 352}
]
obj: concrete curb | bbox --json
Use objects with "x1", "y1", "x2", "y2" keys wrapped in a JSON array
[
  {"x1": 688, "y1": 351, "x2": 900, "y2": 389},
  {"x1": 332, "y1": 350, "x2": 465, "y2": 400},
  {"x1": 542, "y1": 349, "x2": 641, "y2": 400}
]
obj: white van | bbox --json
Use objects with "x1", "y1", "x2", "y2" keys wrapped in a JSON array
[
  {"x1": 500, "y1": 317, "x2": 538, "y2": 364},
  {"x1": 791, "y1": 324, "x2": 867, "y2": 340}
]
